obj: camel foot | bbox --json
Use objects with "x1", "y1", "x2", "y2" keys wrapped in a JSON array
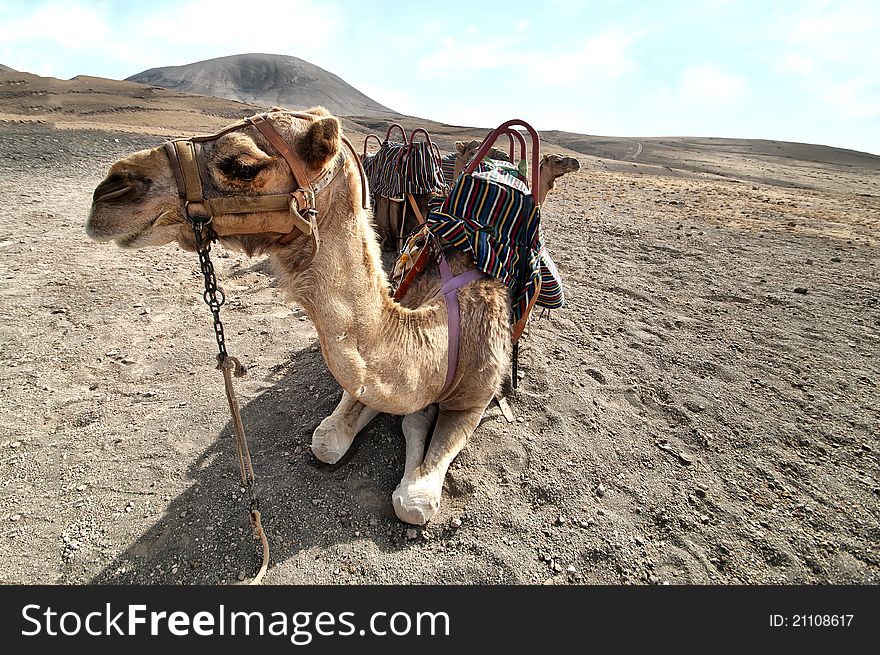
[
  {"x1": 311, "y1": 417, "x2": 354, "y2": 464},
  {"x1": 392, "y1": 477, "x2": 441, "y2": 525}
]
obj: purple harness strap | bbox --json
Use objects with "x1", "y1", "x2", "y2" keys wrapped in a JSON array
[{"x1": 439, "y1": 255, "x2": 487, "y2": 395}]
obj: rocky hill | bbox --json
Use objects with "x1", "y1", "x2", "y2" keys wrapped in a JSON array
[{"x1": 126, "y1": 53, "x2": 399, "y2": 117}]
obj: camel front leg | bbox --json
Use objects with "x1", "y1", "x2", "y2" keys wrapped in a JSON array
[
  {"x1": 392, "y1": 406, "x2": 483, "y2": 525},
  {"x1": 311, "y1": 390, "x2": 380, "y2": 464},
  {"x1": 400, "y1": 404, "x2": 439, "y2": 479}
]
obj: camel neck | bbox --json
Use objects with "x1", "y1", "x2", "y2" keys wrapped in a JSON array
[{"x1": 273, "y1": 182, "x2": 445, "y2": 414}]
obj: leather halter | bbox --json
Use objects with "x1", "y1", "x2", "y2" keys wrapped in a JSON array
[{"x1": 162, "y1": 111, "x2": 369, "y2": 248}]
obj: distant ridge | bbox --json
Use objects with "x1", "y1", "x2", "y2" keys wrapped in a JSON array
[
  {"x1": 126, "y1": 53, "x2": 398, "y2": 117},
  {"x1": 0, "y1": 64, "x2": 17, "y2": 73}
]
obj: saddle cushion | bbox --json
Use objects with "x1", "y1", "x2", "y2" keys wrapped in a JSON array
[
  {"x1": 368, "y1": 141, "x2": 446, "y2": 198},
  {"x1": 441, "y1": 152, "x2": 457, "y2": 190},
  {"x1": 425, "y1": 172, "x2": 564, "y2": 324},
  {"x1": 368, "y1": 141, "x2": 408, "y2": 198}
]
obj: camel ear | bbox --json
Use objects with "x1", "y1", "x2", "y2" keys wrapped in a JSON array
[{"x1": 299, "y1": 116, "x2": 340, "y2": 166}]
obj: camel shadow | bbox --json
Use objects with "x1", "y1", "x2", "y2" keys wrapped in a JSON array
[{"x1": 89, "y1": 343, "x2": 422, "y2": 585}]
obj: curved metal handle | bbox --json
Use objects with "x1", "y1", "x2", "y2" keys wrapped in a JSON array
[
  {"x1": 463, "y1": 119, "x2": 540, "y2": 195},
  {"x1": 407, "y1": 128, "x2": 443, "y2": 168},
  {"x1": 362, "y1": 134, "x2": 382, "y2": 158},
  {"x1": 385, "y1": 123, "x2": 408, "y2": 144},
  {"x1": 501, "y1": 128, "x2": 527, "y2": 161}
]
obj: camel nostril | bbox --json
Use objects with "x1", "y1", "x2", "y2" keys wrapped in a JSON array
[
  {"x1": 93, "y1": 172, "x2": 150, "y2": 203},
  {"x1": 93, "y1": 173, "x2": 133, "y2": 202}
]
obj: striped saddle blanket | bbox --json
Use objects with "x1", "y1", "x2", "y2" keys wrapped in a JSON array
[
  {"x1": 367, "y1": 140, "x2": 445, "y2": 198},
  {"x1": 440, "y1": 152, "x2": 457, "y2": 191},
  {"x1": 424, "y1": 165, "x2": 564, "y2": 324}
]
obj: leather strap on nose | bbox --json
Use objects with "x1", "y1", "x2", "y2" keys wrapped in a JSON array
[
  {"x1": 247, "y1": 115, "x2": 315, "y2": 204},
  {"x1": 164, "y1": 141, "x2": 188, "y2": 200},
  {"x1": 164, "y1": 140, "x2": 204, "y2": 205}
]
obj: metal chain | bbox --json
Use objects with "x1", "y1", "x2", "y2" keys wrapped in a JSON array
[
  {"x1": 190, "y1": 217, "x2": 229, "y2": 361},
  {"x1": 190, "y1": 217, "x2": 254, "y2": 500},
  {"x1": 189, "y1": 216, "x2": 269, "y2": 583}
]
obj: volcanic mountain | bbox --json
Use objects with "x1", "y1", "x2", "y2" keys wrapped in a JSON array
[{"x1": 126, "y1": 53, "x2": 398, "y2": 117}]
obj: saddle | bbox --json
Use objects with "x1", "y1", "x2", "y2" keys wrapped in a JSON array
[
  {"x1": 391, "y1": 119, "x2": 565, "y2": 388},
  {"x1": 363, "y1": 124, "x2": 446, "y2": 251}
]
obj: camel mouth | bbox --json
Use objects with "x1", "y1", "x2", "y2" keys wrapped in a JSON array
[
  {"x1": 113, "y1": 209, "x2": 180, "y2": 248},
  {"x1": 114, "y1": 226, "x2": 152, "y2": 248},
  {"x1": 86, "y1": 206, "x2": 178, "y2": 248}
]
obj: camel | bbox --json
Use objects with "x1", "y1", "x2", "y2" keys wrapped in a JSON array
[
  {"x1": 452, "y1": 139, "x2": 580, "y2": 205},
  {"x1": 362, "y1": 133, "x2": 410, "y2": 252},
  {"x1": 86, "y1": 107, "x2": 512, "y2": 525},
  {"x1": 362, "y1": 127, "x2": 443, "y2": 253},
  {"x1": 450, "y1": 139, "x2": 511, "y2": 187},
  {"x1": 537, "y1": 153, "x2": 581, "y2": 204},
  {"x1": 372, "y1": 193, "x2": 431, "y2": 253}
]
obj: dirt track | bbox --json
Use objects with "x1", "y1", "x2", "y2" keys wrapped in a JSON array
[{"x1": 0, "y1": 121, "x2": 878, "y2": 585}]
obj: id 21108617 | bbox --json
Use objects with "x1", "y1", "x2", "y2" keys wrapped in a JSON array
[{"x1": 770, "y1": 614, "x2": 854, "y2": 628}]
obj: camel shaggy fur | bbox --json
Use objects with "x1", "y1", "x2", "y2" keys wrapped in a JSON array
[{"x1": 86, "y1": 108, "x2": 512, "y2": 525}]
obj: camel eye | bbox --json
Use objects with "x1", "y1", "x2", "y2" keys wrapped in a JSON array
[{"x1": 218, "y1": 157, "x2": 266, "y2": 181}]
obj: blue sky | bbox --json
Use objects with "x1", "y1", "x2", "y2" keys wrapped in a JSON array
[{"x1": 1, "y1": 0, "x2": 878, "y2": 154}]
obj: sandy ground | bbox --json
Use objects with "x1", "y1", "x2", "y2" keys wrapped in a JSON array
[{"x1": 0, "y1": 118, "x2": 878, "y2": 586}]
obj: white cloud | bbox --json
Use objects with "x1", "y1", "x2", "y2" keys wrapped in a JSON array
[
  {"x1": 789, "y1": 5, "x2": 875, "y2": 44},
  {"x1": 773, "y1": 2, "x2": 880, "y2": 124},
  {"x1": 776, "y1": 3, "x2": 879, "y2": 73},
  {"x1": 678, "y1": 64, "x2": 747, "y2": 106},
  {"x1": 417, "y1": 27, "x2": 640, "y2": 86},
  {"x1": 408, "y1": 23, "x2": 645, "y2": 139},
  {"x1": 524, "y1": 28, "x2": 640, "y2": 84},
  {"x1": 416, "y1": 36, "x2": 525, "y2": 80},
  {"x1": 824, "y1": 77, "x2": 880, "y2": 119},
  {"x1": 637, "y1": 64, "x2": 750, "y2": 138},
  {"x1": 0, "y1": 2, "x2": 111, "y2": 49},
  {"x1": 136, "y1": 0, "x2": 338, "y2": 57},
  {"x1": 777, "y1": 54, "x2": 815, "y2": 76},
  {"x1": 0, "y1": 0, "x2": 340, "y2": 79}
]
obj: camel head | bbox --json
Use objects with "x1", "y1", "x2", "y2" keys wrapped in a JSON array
[
  {"x1": 86, "y1": 107, "x2": 347, "y2": 255},
  {"x1": 538, "y1": 153, "x2": 580, "y2": 205},
  {"x1": 454, "y1": 139, "x2": 512, "y2": 162},
  {"x1": 451, "y1": 139, "x2": 512, "y2": 182}
]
